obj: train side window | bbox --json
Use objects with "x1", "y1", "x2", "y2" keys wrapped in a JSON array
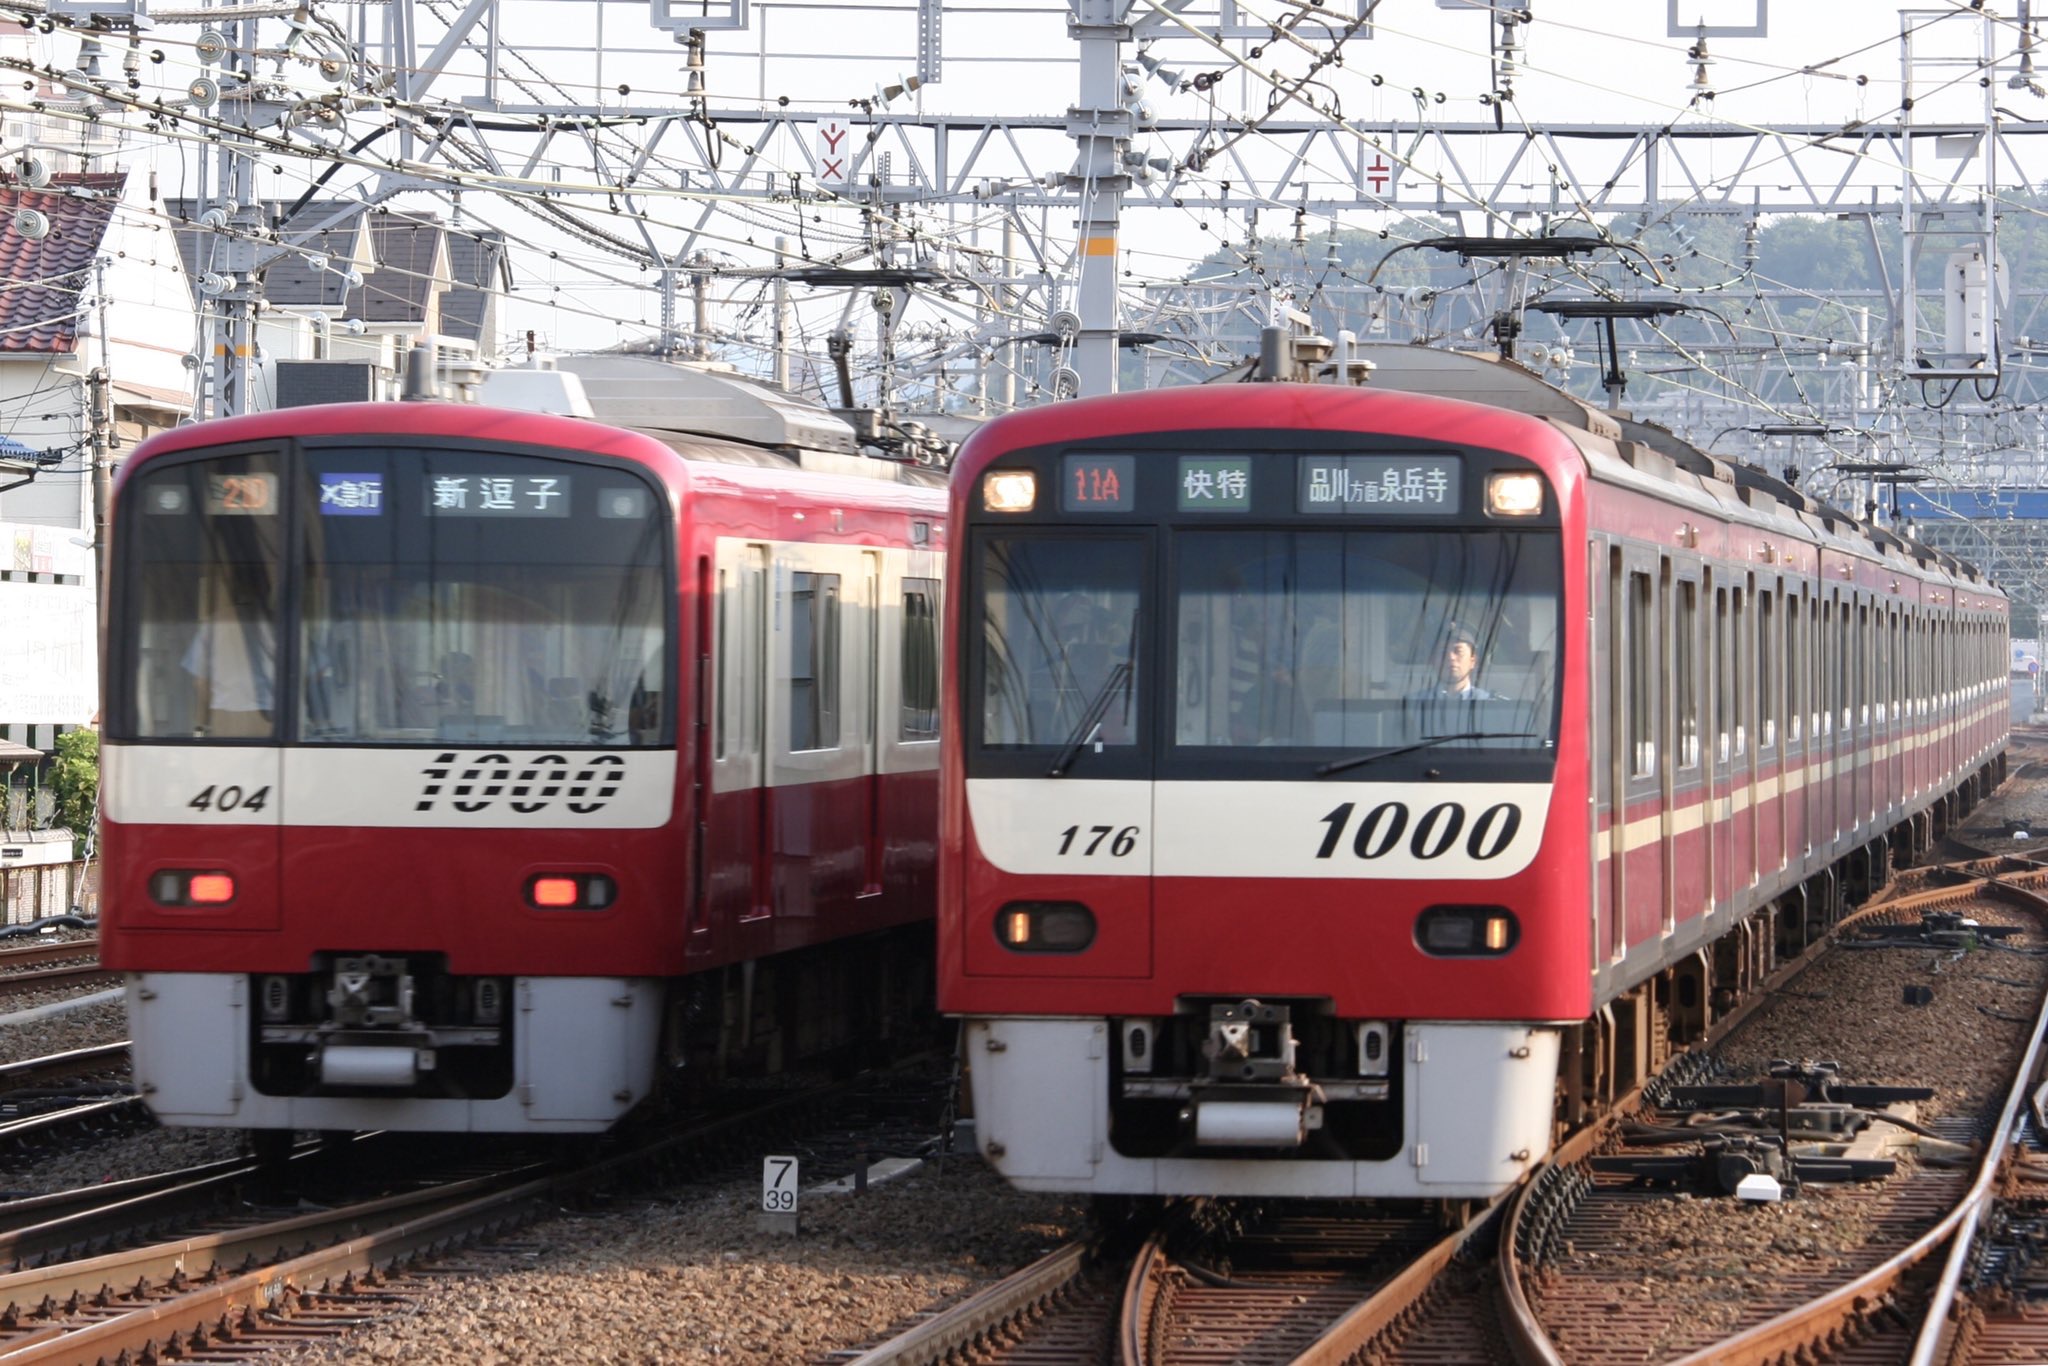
[
  {"x1": 715, "y1": 569, "x2": 729, "y2": 759},
  {"x1": 1758, "y1": 590, "x2": 1776, "y2": 750},
  {"x1": 789, "y1": 570, "x2": 842, "y2": 751},
  {"x1": 1715, "y1": 587, "x2": 1730, "y2": 762},
  {"x1": 901, "y1": 578, "x2": 940, "y2": 741},
  {"x1": 1787, "y1": 595, "x2": 1803, "y2": 744},
  {"x1": 1674, "y1": 579, "x2": 1699, "y2": 769},
  {"x1": 1857, "y1": 603, "x2": 1870, "y2": 727},
  {"x1": 1732, "y1": 587, "x2": 1747, "y2": 757},
  {"x1": 1627, "y1": 570, "x2": 1654, "y2": 778},
  {"x1": 1843, "y1": 593, "x2": 1859, "y2": 733}
]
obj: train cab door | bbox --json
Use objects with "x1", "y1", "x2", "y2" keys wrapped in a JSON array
[
  {"x1": 706, "y1": 541, "x2": 771, "y2": 935},
  {"x1": 1615, "y1": 552, "x2": 1663, "y2": 954}
]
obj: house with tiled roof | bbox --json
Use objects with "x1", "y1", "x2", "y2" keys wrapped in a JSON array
[
  {"x1": 0, "y1": 168, "x2": 196, "y2": 758},
  {"x1": 169, "y1": 202, "x2": 505, "y2": 404}
]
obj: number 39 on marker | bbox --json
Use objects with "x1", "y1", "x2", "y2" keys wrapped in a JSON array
[{"x1": 761, "y1": 1155, "x2": 798, "y2": 1213}]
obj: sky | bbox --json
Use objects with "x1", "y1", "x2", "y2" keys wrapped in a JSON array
[
  {"x1": 454, "y1": 0, "x2": 2048, "y2": 352},
  {"x1": 5, "y1": 1, "x2": 2045, "y2": 384}
]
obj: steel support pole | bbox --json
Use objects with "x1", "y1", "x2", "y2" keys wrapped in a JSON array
[{"x1": 1066, "y1": 0, "x2": 1133, "y2": 397}]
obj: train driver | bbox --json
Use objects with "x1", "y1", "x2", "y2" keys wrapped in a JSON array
[{"x1": 1410, "y1": 624, "x2": 1500, "y2": 702}]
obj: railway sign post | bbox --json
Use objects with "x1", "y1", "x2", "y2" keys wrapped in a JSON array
[{"x1": 761, "y1": 1155, "x2": 800, "y2": 1234}]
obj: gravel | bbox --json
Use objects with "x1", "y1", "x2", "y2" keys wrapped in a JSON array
[
  {"x1": 0, "y1": 960, "x2": 1088, "y2": 1365},
  {"x1": 259, "y1": 1153, "x2": 1082, "y2": 1365},
  {"x1": 1530, "y1": 760, "x2": 2048, "y2": 1362},
  {"x1": 0, "y1": 996, "x2": 127, "y2": 1065},
  {"x1": 11, "y1": 752, "x2": 2026, "y2": 1361}
]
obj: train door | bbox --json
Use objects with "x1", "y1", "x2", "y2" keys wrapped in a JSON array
[
  {"x1": 1710, "y1": 575, "x2": 1734, "y2": 914},
  {"x1": 768, "y1": 543, "x2": 868, "y2": 918},
  {"x1": 1884, "y1": 606, "x2": 1900, "y2": 826},
  {"x1": 1826, "y1": 593, "x2": 1843, "y2": 847},
  {"x1": 1756, "y1": 580, "x2": 1783, "y2": 878},
  {"x1": 1600, "y1": 544, "x2": 1625, "y2": 964},
  {"x1": 1657, "y1": 559, "x2": 1678, "y2": 936},
  {"x1": 1855, "y1": 597, "x2": 1871, "y2": 838},
  {"x1": 1672, "y1": 568, "x2": 1707, "y2": 925},
  {"x1": 1732, "y1": 582, "x2": 1755, "y2": 890},
  {"x1": 1786, "y1": 590, "x2": 1808, "y2": 864},
  {"x1": 859, "y1": 549, "x2": 884, "y2": 897},
  {"x1": 707, "y1": 541, "x2": 770, "y2": 928},
  {"x1": 1619, "y1": 553, "x2": 1662, "y2": 953}
]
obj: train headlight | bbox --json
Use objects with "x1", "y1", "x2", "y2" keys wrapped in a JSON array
[
  {"x1": 1485, "y1": 471, "x2": 1545, "y2": 517},
  {"x1": 1415, "y1": 905, "x2": 1518, "y2": 956},
  {"x1": 981, "y1": 470, "x2": 1038, "y2": 513},
  {"x1": 995, "y1": 901, "x2": 1096, "y2": 953}
]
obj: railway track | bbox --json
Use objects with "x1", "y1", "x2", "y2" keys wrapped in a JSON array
[
  {"x1": 1497, "y1": 873, "x2": 2048, "y2": 1365},
  {"x1": 848, "y1": 868, "x2": 2048, "y2": 1366},
  {"x1": 0, "y1": 939, "x2": 109, "y2": 1005},
  {"x1": 0, "y1": 1064, "x2": 941, "y2": 1362}
]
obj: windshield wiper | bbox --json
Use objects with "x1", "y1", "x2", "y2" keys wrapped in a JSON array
[
  {"x1": 1047, "y1": 662, "x2": 1134, "y2": 777},
  {"x1": 1316, "y1": 731, "x2": 1538, "y2": 778}
]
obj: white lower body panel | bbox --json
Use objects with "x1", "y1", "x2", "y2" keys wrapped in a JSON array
[
  {"x1": 965, "y1": 1017, "x2": 1560, "y2": 1199},
  {"x1": 126, "y1": 972, "x2": 663, "y2": 1134}
]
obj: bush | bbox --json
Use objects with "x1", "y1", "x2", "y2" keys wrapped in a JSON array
[{"x1": 49, "y1": 729, "x2": 97, "y2": 859}]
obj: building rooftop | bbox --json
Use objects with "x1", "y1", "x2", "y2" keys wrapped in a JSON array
[{"x1": 0, "y1": 172, "x2": 123, "y2": 355}]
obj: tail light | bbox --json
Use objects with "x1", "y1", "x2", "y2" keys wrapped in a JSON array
[
  {"x1": 524, "y1": 873, "x2": 617, "y2": 910},
  {"x1": 150, "y1": 870, "x2": 236, "y2": 907}
]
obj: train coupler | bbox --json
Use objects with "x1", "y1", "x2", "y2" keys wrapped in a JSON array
[
  {"x1": 1187, "y1": 1001, "x2": 1323, "y2": 1146},
  {"x1": 1187, "y1": 1081, "x2": 1326, "y2": 1147}
]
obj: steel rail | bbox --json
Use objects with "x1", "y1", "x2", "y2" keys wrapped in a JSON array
[
  {"x1": 1117, "y1": 1228, "x2": 1170, "y2": 1366},
  {"x1": 1904, "y1": 880, "x2": 2048, "y2": 1366},
  {"x1": 1493, "y1": 876, "x2": 2026, "y2": 1366},
  {"x1": 0, "y1": 942, "x2": 96, "y2": 972},
  {"x1": 0, "y1": 1043, "x2": 126, "y2": 1088},
  {"x1": 1290, "y1": 1202, "x2": 1499, "y2": 1365},
  {"x1": 0, "y1": 1066, "x2": 931, "y2": 1362},
  {"x1": 837, "y1": 1241, "x2": 1094, "y2": 1366},
  {"x1": 0, "y1": 1173, "x2": 561, "y2": 1363},
  {"x1": 0, "y1": 964, "x2": 114, "y2": 1000},
  {"x1": 1657, "y1": 877, "x2": 2048, "y2": 1366}
]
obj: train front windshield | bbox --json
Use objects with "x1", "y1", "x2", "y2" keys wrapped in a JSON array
[
  {"x1": 972, "y1": 526, "x2": 1560, "y2": 771},
  {"x1": 1174, "y1": 529, "x2": 1559, "y2": 753},
  {"x1": 115, "y1": 446, "x2": 670, "y2": 747}
]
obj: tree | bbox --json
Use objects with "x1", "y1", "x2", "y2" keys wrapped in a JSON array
[{"x1": 48, "y1": 729, "x2": 97, "y2": 860}]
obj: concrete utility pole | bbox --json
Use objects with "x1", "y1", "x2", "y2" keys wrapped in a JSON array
[
  {"x1": 86, "y1": 366, "x2": 110, "y2": 591},
  {"x1": 1065, "y1": 0, "x2": 1134, "y2": 397}
]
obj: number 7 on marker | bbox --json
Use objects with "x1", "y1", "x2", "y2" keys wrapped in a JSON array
[{"x1": 762, "y1": 1156, "x2": 799, "y2": 1212}]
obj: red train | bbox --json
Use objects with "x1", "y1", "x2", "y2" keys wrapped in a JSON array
[
  {"x1": 100, "y1": 363, "x2": 946, "y2": 1135},
  {"x1": 940, "y1": 346, "x2": 2008, "y2": 1200}
]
